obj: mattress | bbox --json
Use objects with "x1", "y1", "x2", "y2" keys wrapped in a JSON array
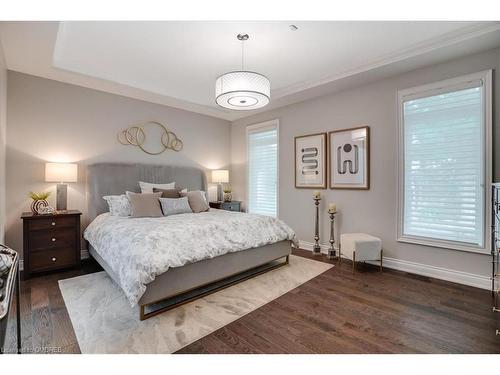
[{"x1": 84, "y1": 209, "x2": 296, "y2": 305}]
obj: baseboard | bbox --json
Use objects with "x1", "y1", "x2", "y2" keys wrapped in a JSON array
[
  {"x1": 298, "y1": 240, "x2": 490, "y2": 290},
  {"x1": 19, "y1": 249, "x2": 90, "y2": 271},
  {"x1": 296, "y1": 240, "x2": 334, "y2": 254}
]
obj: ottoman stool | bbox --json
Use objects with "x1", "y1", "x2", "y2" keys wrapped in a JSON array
[{"x1": 339, "y1": 233, "x2": 383, "y2": 273}]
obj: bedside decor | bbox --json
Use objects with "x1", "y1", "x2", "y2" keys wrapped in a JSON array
[
  {"x1": 45, "y1": 162, "x2": 78, "y2": 211},
  {"x1": 223, "y1": 186, "x2": 232, "y2": 202},
  {"x1": 212, "y1": 169, "x2": 229, "y2": 202},
  {"x1": 295, "y1": 133, "x2": 327, "y2": 189},
  {"x1": 329, "y1": 126, "x2": 370, "y2": 189},
  {"x1": 328, "y1": 203, "x2": 337, "y2": 259},
  {"x1": 28, "y1": 191, "x2": 51, "y2": 215},
  {"x1": 118, "y1": 121, "x2": 183, "y2": 154},
  {"x1": 313, "y1": 191, "x2": 321, "y2": 255}
]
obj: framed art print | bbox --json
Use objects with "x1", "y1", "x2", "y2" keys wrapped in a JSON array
[
  {"x1": 329, "y1": 126, "x2": 370, "y2": 189},
  {"x1": 295, "y1": 132, "x2": 327, "y2": 189}
]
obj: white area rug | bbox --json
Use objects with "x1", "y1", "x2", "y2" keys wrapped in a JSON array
[{"x1": 59, "y1": 255, "x2": 332, "y2": 354}]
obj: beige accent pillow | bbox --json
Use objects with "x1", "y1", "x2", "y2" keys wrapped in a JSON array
[
  {"x1": 127, "y1": 192, "x2": 163, "y2": 218},
  {"x1": 180, "y1": 190, "x2": 209, "y2": 213}
]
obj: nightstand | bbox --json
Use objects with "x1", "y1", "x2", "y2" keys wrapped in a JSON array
[
  {"x1": 21, "y1": 210, "x2": 82, "y2": 279},
  {"x1": 209, "y1": 201, "x2": 242, "y2": 212}
]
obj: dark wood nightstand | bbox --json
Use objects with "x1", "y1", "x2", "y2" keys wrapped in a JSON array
[
  {"x1": 21, "y1": 210, "x2": 82, "y2": 279},
  {"x1": 209, "y1": 201, "x2": 242, "y2": 212}
]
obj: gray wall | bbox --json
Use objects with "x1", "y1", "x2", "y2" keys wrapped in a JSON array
[
  {"x1": 231, "y1": 48, "x2": 500, "y2": 278},
  {"x1": 0, "y1": 43, "x2": 6, "y2": 243},
  {"x1": 6, "y1": 72, "x2": 231, "y2": 255}
]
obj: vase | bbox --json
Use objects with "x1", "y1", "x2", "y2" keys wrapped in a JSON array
[
  {"x1": 223, "y1": 192, "x2": 232, "y2": 202},
  {"x1": 31, "y1": 199, "x2": 49, "y2": 215}
]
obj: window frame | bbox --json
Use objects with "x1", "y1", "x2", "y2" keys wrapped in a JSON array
[
  {"x1": 397, "y1": 70, "x2": 492, "y2": 254},
  {"x1": 246, "y1": 119, "x2": 280, "y2": 218}
]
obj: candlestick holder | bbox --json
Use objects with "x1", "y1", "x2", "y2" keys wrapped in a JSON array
[
  {"x1": 313, "y1": 196, "x2": 321, "y2": 256},
  {"x1": 328, "y1": 211, "x2": 337, "y2": 259}
]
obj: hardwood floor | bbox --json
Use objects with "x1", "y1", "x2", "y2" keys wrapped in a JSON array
[{"x1": 15, "y1": 249, "x2": 499, "y2": 354}]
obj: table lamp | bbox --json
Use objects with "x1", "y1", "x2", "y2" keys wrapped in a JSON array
[
  {"x1": 212, "y1": 169, "x2": 229, "y2": 202},
  {"x1": 45, "y1": 162, "x2": 78, "y2": 211}
]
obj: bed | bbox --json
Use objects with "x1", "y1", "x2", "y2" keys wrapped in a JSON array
[{"x1": 85, "y1": 163, "x2": 294, "y2": 320}]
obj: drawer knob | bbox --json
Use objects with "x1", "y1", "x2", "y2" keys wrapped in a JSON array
[
  {"x1": 51, "y1": 257, "x2": 57, "y2": 262},
  {"x1": 51, "y1": 238, "x2": 56, "y2": 242},
  {"x1": 51, "y1": 222, "x2": 56, "y2": 226}
]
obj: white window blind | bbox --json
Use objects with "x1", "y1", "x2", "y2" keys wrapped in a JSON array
[
  {"x1": 401, "y1": 82, "x2": 485, "y2": 247},
  {"x1": 247, "y1": 122, "x2": 278, "y2": 217}
]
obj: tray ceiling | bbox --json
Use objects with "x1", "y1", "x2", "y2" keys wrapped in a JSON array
[{"x1": 1, "y1": 21, "x2": 500, "y2": 120}]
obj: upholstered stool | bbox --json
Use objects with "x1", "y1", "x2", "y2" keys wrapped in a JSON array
[{"x1": 339, "y1": 233, "x2": 383, "y2": 273}]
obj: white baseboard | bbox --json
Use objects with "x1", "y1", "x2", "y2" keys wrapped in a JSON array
[
  {"x1": 296, "y1": 240, "x2": 334, "y2": 254},
  {"x1": 298, "y1": 240, "x2": 490, "y2": 290},
  {"x1": 19, "y1": 249, "x2": 90, "y2": 272}
]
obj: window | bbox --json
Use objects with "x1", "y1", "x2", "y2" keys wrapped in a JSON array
[
  {"x1": 398, "y1": 71, "x2": 492, "y2": 253},
  {"x1": 247, "y1": 120, "x2": 279, "y2": 217}
]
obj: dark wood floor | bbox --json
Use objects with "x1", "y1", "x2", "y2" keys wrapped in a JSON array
[{"x1": 15, "y1": 249, "x2": 499, "y2": 354}]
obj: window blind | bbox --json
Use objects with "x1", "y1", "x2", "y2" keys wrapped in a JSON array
[
  {"x1": 402, "y1": 84, "x2": 484, "y2": 246},
  {"x1": 247, "y1": 125, "x2": 278, "y2": 217}
]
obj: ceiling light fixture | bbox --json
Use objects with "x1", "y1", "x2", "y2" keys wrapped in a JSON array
[{"x1": 215, "y1": 34, "x2": 270, "y2": 111}]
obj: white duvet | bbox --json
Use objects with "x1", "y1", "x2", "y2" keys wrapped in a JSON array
[{"x1": 83, "y1": 209, "x2": 296, "y2": 305}]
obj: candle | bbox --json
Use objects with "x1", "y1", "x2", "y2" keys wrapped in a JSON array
[
  {"x1": 328, "y1": 203, "x2": 337, "y2": 213},
  {"x1": 313, "y1": 191, "x2": 321, "y2": 200}
]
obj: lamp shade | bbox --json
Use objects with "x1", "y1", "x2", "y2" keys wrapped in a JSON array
[
  {"x1": 212, "y1": 169, "x2": 229, "y2": 183},
  {"x1": 215, "y1": 71, "x2": 270, "y2": 110},
  {"x1": 45, "y1": 163, "x2": 78, "y2": 183}
]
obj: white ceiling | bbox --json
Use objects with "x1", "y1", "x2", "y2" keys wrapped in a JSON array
[{"x1": 1, "y1": 21, "x2": 500, "y2": 121}]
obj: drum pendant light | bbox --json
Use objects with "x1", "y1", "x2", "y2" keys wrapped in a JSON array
[{"x1": 215, "y1": 34, "x2": 270, "y2": 110}]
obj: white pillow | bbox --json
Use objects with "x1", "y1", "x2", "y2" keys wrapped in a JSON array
[
  {"x1": 139, "y1": 181, "x2": 175, "y2": 193},
  {"x1": 159, "y1": 197, "x2": 193, "y2": 216},
  {"x1": 103, "y1": 195, "x2": 131, "y2": 217}
]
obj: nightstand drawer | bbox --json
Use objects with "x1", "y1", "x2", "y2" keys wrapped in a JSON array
[
  {"x1": 29, "y1": 228, "x2": 76, "y2": 251},
  {"x1": 221, "y1": 202, "x2": 241, "y2": 211},
  {"x1": 28, "y1": 216, "x2": 77, "y2": 231},
  {"x1": 29, "y1": 247, "x2": 76, "y2": 272}
]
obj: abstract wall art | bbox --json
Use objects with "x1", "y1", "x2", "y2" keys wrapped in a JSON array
[
  {"x1": 329, "y1": 126, "x2": 370, "y2": 189},
  {"x1": 118, "y1": 121, "x2": 183, "y2": 155},
  {"x1": 294, "y1": 132, "x2": 327, "y2": 189}
]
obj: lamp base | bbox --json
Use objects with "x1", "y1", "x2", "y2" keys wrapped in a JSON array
[
  {"x1": 56, "y1": 183, "x2": 67, "y2": 211},
  {"x1": 216, "y1": 184, "x2": 223, "y2": 202}
]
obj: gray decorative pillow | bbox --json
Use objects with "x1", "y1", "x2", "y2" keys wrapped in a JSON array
[
  {"x1": 159, "y1": 197, "x2": 193, "y2": 216},
  {"x1": 103, "y1": 195, "x2": 131, "y2": 217},
  {"x1": 153, "y1": 188, "x2": 181, "y2": 198},
  {"x1": 127, "y1": 192, "x2": 163, "y2": 218},
  {"x1": 180, "y1": 190, "x2": 209, "y2": 213}
]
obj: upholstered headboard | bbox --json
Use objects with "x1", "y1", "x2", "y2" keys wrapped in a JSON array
[{"x1": 87, "y1": 163, "x2": 207, "y2": 221}]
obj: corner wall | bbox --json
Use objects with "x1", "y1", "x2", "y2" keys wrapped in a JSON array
[{"x1": 231, "y1": 48, "x2": 500, "y2": 286}]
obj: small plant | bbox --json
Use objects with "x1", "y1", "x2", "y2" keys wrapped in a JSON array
[
  {"x1": 223, "y1": 186, "x2": 232, "y2": 193},
  {"x1": 28, "y1": 191, "x2": 51, "y2": 201}
]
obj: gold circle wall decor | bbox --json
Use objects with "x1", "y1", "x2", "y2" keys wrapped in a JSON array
[{"x1": 118, "y1": 121, "x2": 183, "y2": 155}]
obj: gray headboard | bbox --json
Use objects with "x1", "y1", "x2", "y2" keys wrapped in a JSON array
[{"x1": 87, "y1": 163, "x2": 207, "y2": 221}]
